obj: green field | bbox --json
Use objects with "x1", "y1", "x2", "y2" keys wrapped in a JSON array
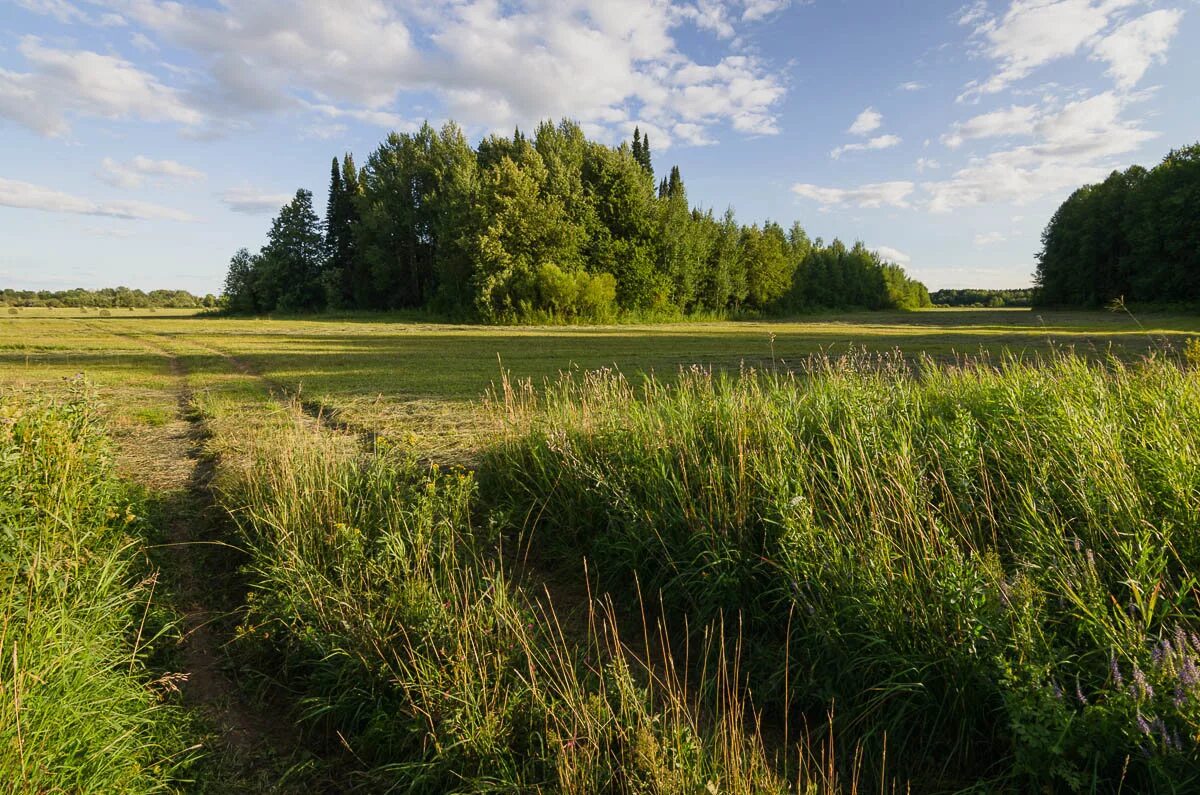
[
  {"x1": 5, "y1": 308, "x2": 1198, "y2": 458},
  {"x1": 4, "y1": 309, "x2": 1200, "y2": 793}
]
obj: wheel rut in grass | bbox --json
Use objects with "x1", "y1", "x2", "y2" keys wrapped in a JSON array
[{"x1": 85, "y1": 322, "x2": 308, "y2": 787}]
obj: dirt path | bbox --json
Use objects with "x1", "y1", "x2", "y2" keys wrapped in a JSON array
[{"x1": 82, "y1": 322, "x2": 316, "y2": 790}]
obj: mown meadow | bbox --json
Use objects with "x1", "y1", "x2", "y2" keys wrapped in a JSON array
[{"x1": 2, "y1": 308, "x2": 1200, "y2": 792}]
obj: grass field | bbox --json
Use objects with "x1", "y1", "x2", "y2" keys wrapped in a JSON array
[
  {"x1": 4, "y1": 308, "x2": 1198, "y2": 459},
  {"x1": 3, "y1": 308, "x2": 1200, "y2": 792}
]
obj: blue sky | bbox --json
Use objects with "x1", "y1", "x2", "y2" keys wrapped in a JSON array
[{"x1": 1, "y1": 0, "x2": 1196, "y2": 294}]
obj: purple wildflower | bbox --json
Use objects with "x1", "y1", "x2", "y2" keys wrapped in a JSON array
[
  {"x1": 1133, "y1": 664, "x2": 1153, "y2": 699},
  {"x1": 1181, "y1": 656, "x2": 1199, "y2": 688},
  {"x1": 1111, "y1": 655, "x2": 1124, "y2": 687},
  {"x1": 1076, "y1": 681, "x2": 1088, "y2": 706},
  {"x1": 1137, "y1": 713, "x2": 1152, "y2": 735},
  {"x1": 1175, "y1": 684, "x2": 1187, "y2": 709}
]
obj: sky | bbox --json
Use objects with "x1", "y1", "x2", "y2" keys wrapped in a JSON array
[{"x1": 1, "y1": 0, "x2": 1197, "y2": 294}]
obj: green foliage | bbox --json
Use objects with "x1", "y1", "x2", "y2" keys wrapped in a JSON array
[
  {"x1": 781, "y1": 239, "x2": 931, "y2": 310},
  {"x1": 221, "y1": 119, "x2": 930, "y2": 322},
  {"x1": 0, "y1": 392, "x2": 185, "y2": 792},
  {"x1": 216, "y1": 419, "x2": 800, "y2": 793},
  {"x1": 931, "y1": 288, "x2": 1036, "y2": 307},
  {"x1": 0, "y1": 287, "x2": 205, "y2": 308},
  {"x1": 483, "y1": 355, "x2": 1200, "y2": 790},
  {"x1": 1037, "y1": 143, "x2": 1200, "y2": 306}
]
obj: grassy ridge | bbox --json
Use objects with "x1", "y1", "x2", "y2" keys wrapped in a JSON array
[
  {"x1": 0, "y1": 390, "x2": 185, "y2": 792},
  {"x1": 481, "y1": 353, "x2": 1200, "y2": 789}
]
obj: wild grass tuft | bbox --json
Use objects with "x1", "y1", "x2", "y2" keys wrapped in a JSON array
[
  {"x1": 481, "y1": 351, "x2": 1200, "y2": 790},
  {"x1": 0, "y1": 390, "x2": 187, "y2": 792},
  {"x1": 213, "y1": 408, "x2": 845, "y2": 792}
]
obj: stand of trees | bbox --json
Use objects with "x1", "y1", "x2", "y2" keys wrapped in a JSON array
[
  {"x1": 224, "y1": 119, "x2": 930, "y2": 320},
  {"x1": 931, "y1": 288, "x2": 1035, "y2": 308},
  {"x1": 0, "y1": 288, "x2": 213, "y2": 308},
  {"x1": 1036, "y1": 143, "x2": 1200, "y2": 307}
]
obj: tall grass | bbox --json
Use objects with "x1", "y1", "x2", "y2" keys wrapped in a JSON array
[
  {"x1": 482, "y1": 352, "x2": 1200, "y2": 790},
  {"x1": 213, "y1": 410, "x2": 846, "y2": 793},
  {"x1": 0, "y1": 390, "x2": 185, "y2": 792}
]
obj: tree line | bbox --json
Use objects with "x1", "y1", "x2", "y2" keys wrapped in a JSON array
[
  {"x1": 1, "y1": 287, "x2": 213, "y2": 308},
  {"x1": 930, "y1": 288, "x2": 1035, "y2": 308},
  {"x1": 223, "y1": 120, "x2": 930, "y2": 320},
  {"x1": 1036, "y1": 143, "x2": 1199, "y2": 307}
]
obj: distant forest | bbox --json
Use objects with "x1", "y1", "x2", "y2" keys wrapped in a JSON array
[
  {"x1": 1036, "y1": 143, "x2": 1199, "y2": 307},
  {"x1": 931, "y1": 288, "x2": 1035, "y2": 308},
  {"x1": 1, "y1": 287, "x2": 213, "y2": 308},
  {"x1": 222, "y1": 120, "x2": 931, "y2": 321}
]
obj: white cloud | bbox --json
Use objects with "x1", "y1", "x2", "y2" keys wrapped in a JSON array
[
  {"x1": 98, "y1": 156, "x2": 205, "y2": 189},
  {"x1": 848, "y1": 106, "x2": 883, "y2": 135},
  {"x1": 100, "y1": 0, "x2": 788, "y2": 147},
  {"x1": 220, "y1": 186, "x2": 294, "y2": 215},
  {"x1": 898, "y1": 81, "x2": 927, "y2": 91},
  {"x1": 1091, "y1": 9, "x2": 1183, "y2": 90},
  {"x1": 680, "y1": 0, "x2": 737, "y2": 38},
  {"x1": 791, "y1": 180, "x2": 915, "y2": 209},
  {"x1": 13, "y1": 0, "x2": 88, "y2": 23},
  {"x1": 974, "y1": 231, "x2": 1007, "y2": 245},
  {"x1": 742, "y1": 0, "x2": 791, "y2": 21},
  {"x1": 916, "y1": 157, "x2": 940, "y2": 172},
  {"x1": 942, "y1": 104, "x2": 1038, "y2": 148},
  {"x1": 831, "y1": 133, "x2": 901, "y2": 159},
  {"x1": 0, "y1": 176, "x2": 195, "y2": 220},
  {"x1": 873, "y1": 245, "x2": 911, "y2": 265},
  {"x1": 957, "y1": 0, "x2": 1147, "y2": 100},
  {"x1": 0, "y1": 36, "x2": 203, "y2": 136},
  {"x1": 924, "y1": 91, "x2": 1156, "y2": 212}
]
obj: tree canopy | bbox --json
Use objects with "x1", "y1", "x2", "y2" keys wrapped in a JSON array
[
  {"x1": 1036, "y1": 143, "x2": 1200, "y2": 307},
  {"x1": 222, "y1": 119, "x2": 931, "y2": 320}
]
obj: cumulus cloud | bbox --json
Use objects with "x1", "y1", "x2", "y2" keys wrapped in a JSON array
[
  {"x1": 742, "y1": 0, "x2": 792, "y2": 22},
  {"x1": 1091, "y1": 9, "x2": 1183, "y2": 90},
  {"x1": 873, "y1": 245, "x2": 911, "y2": 265},
  {"x1": 85, "y1": 0, "x2": 787, "y2": 148},
  {"x1": 942, "y1": 104, "x2": 1038, "y2": 148},
  {"x1": 791, "y1": 181, "x2": 915, "y2": 209},
  {"x1": 956, "y1": 0, "x2": 1181, "y2": 100},
  {"x1": 925, "y1": 91, "x2": 1157, "y2": 212},
  {"x1": 848, "y1": 107, "x2": 883, "y2": 136},
  {"x1": 831, "y1": 134, "x2": 901, "y2": 159},
  {"x1": 0, "y1": 176, "x2": 195, "y2": 220},
  {"x1": 220, "y1": 187, "x2": 294, "y2": 215},
  {"x1": 0, "y1": 36, "x2": 202, "y2": 136},
  {"x1": 98, "y1": 156, "x2": 205, "y2": 189}
]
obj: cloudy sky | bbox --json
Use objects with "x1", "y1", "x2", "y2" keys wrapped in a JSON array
[{"x1": 1, "y1": 0, "x2": 1196, "y2": 293}]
